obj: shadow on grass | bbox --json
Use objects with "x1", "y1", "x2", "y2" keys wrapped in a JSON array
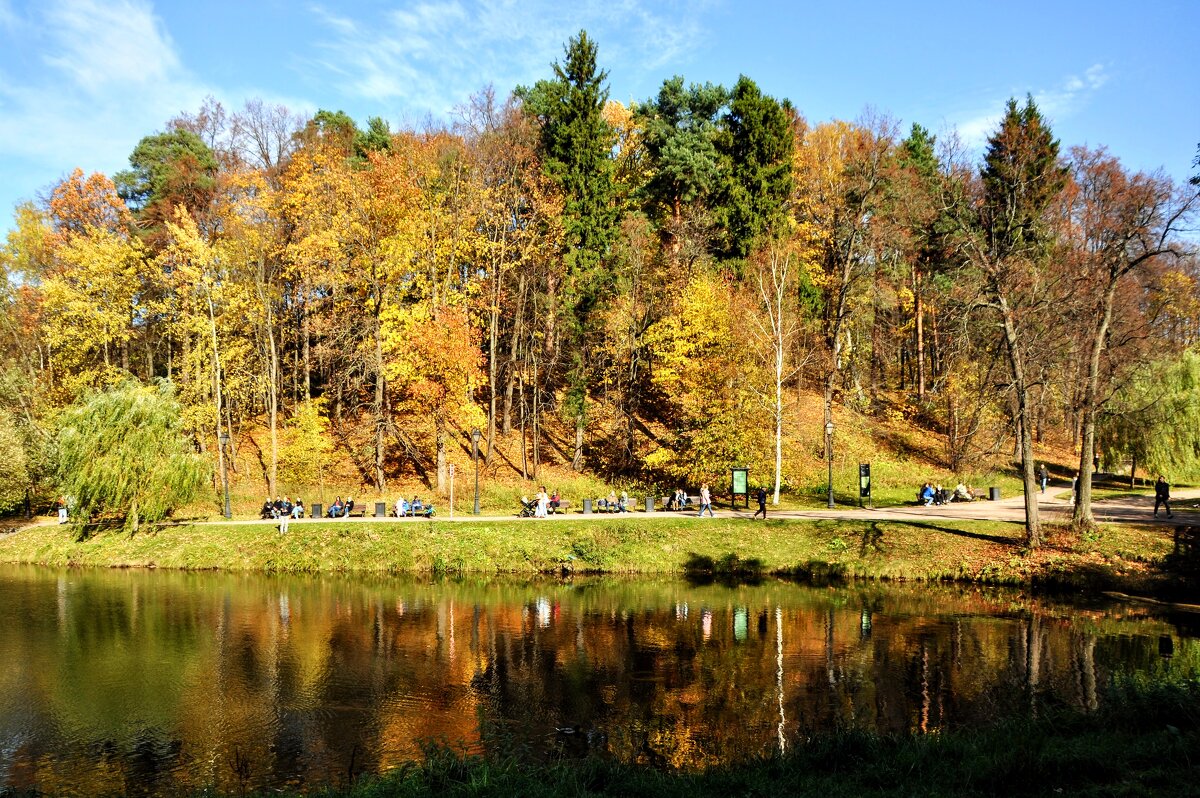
[
  {"x1": 900, "y1": 520, "x2": 1022, "y2": 546},
  {"x1": 684, "y1": 552, "x2": 765, "y2": 586}
]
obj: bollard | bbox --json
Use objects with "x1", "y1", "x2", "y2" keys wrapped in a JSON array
[
  {"x1": 583, "y1": 498, "x2": 593, "y2": 514},
  {"x1": 645, "y1": 496, "x2": 655, "y2": 513},
  {"x1": 311, "y1": 503, "x2": 322, "y2": 518},
  {"x1": 988, "y1": 487, "x2": 1000, "y2": 501},
  {"x1": 374, "y1": 502, "x2": 386, "y2": 518}
]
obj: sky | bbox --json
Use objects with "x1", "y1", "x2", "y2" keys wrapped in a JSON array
[{"x1": 1, "y1": 0, "x2": 1197, "y2": 231}]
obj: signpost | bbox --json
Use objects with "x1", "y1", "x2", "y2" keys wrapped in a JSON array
[
  {"x1": 449, "y1": 463, "x2": 455, "y2": 519},
  {"x1": 859, "y1": 463, "x2": 872, "y2": 509},
  {"x1": 731, "y1": 467, "x2": 749, "y2": 509}
]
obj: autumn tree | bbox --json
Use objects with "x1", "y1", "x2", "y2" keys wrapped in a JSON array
[
  {"x1": 1062, "y1": 147, "x2": 1198, "y2": 525},
  {"x1": 795, "y1": 117, "x2": 895, "y2": 465}
]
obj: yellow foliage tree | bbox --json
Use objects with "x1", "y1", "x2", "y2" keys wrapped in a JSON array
[{"x1": 644, "y1": 271, "x2": 766, "y2": 487}]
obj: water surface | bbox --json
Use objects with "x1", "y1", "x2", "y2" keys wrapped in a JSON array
[{"x1": 0, "y1": 565, "x2": 1194, "y2": 795}]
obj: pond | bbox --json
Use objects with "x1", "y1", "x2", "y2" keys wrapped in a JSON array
[{"x1": 0, "y1": 565, "x2": 1195, "y2": 795}]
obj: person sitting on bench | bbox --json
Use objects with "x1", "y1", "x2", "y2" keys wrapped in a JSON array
[
  {"x1": 342, "y1": 498, "x2": 355, "y2": 517},
  {"x1": 919, "y1": 483, "x2": 935, "y2": 506},
  {"x1": 291, "y1": 499, "x2": 305, "y2": 518},
  {"x1": 953, "y1": 483, "x2": 973, "y2": 502},
  {"x1": 260, "y1": 498, "x2": 274, "y2": 520},
  {"x1": 412, "y1": 497, "x2": 424, "y2": 516},
  {"x1": 327, "y1": 497, "x2": 344, "y2": 518},
  {"x1": 395, "y1": 497, "x2": 409, "y2": 517}
]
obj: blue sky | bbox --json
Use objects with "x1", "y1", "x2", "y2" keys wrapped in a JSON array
[{"x1": 1, "y1": 0, "x2": 1197, "y2": 230}]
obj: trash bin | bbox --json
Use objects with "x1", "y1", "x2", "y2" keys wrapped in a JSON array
[
  {"x1": 988, "y1": 487, "x2": 1000, "y2": 501},
  {"x1": 374, "y1": 502, "x2": 386, "y2": 518},
  {"x1": 583, "y1": 498, "x2": 593, "y2": 514},
  {"x1": 311, "y1": 503, "x2": 322, "y2": 518},
  {"x1": 645, "y1": 496, "x2": 655, "y2": 513}
]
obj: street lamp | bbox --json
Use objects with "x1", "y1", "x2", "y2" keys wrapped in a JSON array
[
  {"x1": 825, "y1": 421, "x2": 835, "y2": 509},
  {"x1": 219, "y1": 432, "x2": 231, "y2": 519},
  {"x1": 471, "y1": 429, "x2": 481, "y2": 515}
]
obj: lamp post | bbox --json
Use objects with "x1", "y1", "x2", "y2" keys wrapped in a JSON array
[
  {"x1": 219, "y1": 432, "x2": 231, "y2": 519},
  {"x1": 825, "y1": 421, "x2": 835, "y2": 509},
  {"x1": 471, "y1": 429, "x2": 481, "y2": 515}
]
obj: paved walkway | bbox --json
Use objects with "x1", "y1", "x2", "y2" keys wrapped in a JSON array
[
  {"x1": 15, "y1": 486, "x2": 1198, "y2": 530},
  {"x1": 206, "y1": 485, "x2": 1200, "y2": 528}
]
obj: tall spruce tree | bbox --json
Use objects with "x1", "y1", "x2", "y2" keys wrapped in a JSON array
[
  {"x1": 519, "y1": 31, "x2": 618, "y2": 469},
  {"x1": 976, "y1": 96, "x2": 1067, "y2": 546},
  {"x1": 716, "y1": 76, "x2": 794, "y2": 262}
]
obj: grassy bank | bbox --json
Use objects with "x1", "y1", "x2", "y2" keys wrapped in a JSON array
[{"x1": 0, "y1": 514, "x2": 1185, "y2": 593}]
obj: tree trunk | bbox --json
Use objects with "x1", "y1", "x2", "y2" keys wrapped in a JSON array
[
  {"x1": 302, "y1": 286, "x2": 312, "y2": 401},
  {"x1": 997, "y1": 296, "x2": 1041, "y2": 546},
  {"x1": 1074, "y1": 283, "x2": 1118, "y2": 528},
  {"x1": 436, "y1": 420, "x2": 447, "y2": 494},
  {"x1": 914, "y1": 266, "x2": 926, "y2": 400},
  {"x1": 267, "y1": 323, "x2": 279, "y2": 496},
  {"x1": 372, "y1": 315, "x2": 386, "y2": 492},
  {"x1": 573, "y1": 413, "x2": 584, "y2": 472}
]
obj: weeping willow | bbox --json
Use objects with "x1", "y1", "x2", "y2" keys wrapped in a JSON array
[
  {"x1": 56, "y1": 380, "x2": 210, "y2": 533},
  {"x1": 1099, "y1": 349, "x2": 1200, "y2": 482}
]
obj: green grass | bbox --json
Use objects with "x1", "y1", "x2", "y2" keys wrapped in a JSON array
[{"x1": 0, "y1": 515, "x2": 1187, "y2": 594}]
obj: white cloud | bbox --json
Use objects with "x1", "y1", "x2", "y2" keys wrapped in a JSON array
[
  {"x1": 0, "y1": 0, "x2": 310, "y2": 219},
  {"x1": 306, "y1": 0, "x2": 707, "y2": 115},
  {"x1": 42, "y1": 0, "x2": 182, "y2": 93},
  {"x1": 947, "y1": 63, "x2": 1110, "y2": 149},
  {"x1": 0, "y1": 0, "x2": 211, "y2": 193}
]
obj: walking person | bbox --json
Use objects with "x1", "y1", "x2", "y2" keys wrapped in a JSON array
[
  {"x1": 279, "y1": 510, "x2": 290, "y2": 535},
  {"x1": 1154, "y1": 475, "x2": 1173, "y2": 518},
  {"x1": 1037, "y1": 463, "x2": 1048, "y2": 494},
  {"x1": 753, "y1": 486, "x2": 767, "y2": 520},
  {"x1": 697, "y1": 484, "x2": 714, "y2": 518},
  {"x1": 56, "y1": 495, "x2": 68, "y2": 525}
]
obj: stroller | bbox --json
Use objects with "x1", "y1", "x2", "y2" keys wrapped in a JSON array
[{"x1": 519, "y1": 497, "x2": 538, "y2": 518}]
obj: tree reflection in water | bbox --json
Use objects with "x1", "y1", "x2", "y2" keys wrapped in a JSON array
[{"x1": 0, "y1": 566, "x2": 1194, "y2": 796}]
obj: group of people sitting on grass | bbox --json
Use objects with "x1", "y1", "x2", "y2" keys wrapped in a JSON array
[
  {"x1": 261, "y1": 496, "x2": 305, "y2": 520},
  {"x1": 919, "y1": 482, "x2": 978, "y2": 506},
  {"x1": 393, "y1": 496, "x2": 435, "y2": 518}
]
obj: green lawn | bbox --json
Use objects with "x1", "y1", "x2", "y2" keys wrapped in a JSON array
[{"x1": 0, "y1": 514, "x2": 1186, "y2": 595}]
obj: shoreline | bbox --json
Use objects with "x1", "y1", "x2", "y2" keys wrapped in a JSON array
[{"x1": 0, "y1": 515, "x2": 1189, "y2": 597}]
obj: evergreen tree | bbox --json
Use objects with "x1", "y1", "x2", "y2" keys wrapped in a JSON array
[
  {"x1": 637, "y1": 77, "x2": 727, "y2": 241},
  {"x1": 971, "y1": 96, "x2": 1068, "y2": 546},
  {"x1": 113, "y1": 129, "x2": 219, "y2": 222},
  {"x1": 981, "y1": 96, "x2": 1068, "y2": 259},
  {"x1": 55, "y1": 380, "x2": 209, "y2": 534},
  {"x1": 716, "y1": 76, "x2": 794, "y2": 262},
  {"x1": 518, "y1": 30, "x2": 619, "y2": 469}
]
